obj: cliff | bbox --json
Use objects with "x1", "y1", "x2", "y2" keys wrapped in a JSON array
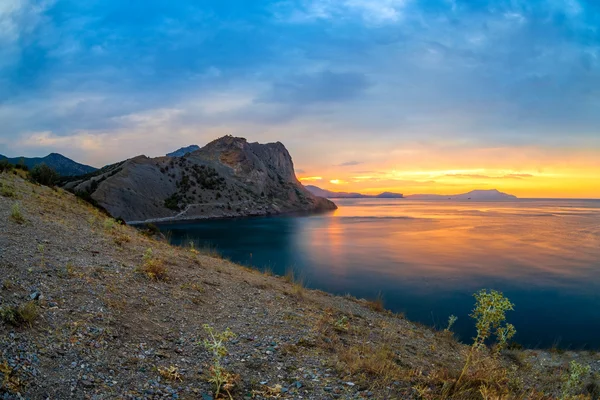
[{"x1": 62, "y1": 136, "x2": 336, "y2": 223}]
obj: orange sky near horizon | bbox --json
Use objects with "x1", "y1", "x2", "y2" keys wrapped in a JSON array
[{"x1": 296, "y1": 145, "x2": 600, "y2": 199}]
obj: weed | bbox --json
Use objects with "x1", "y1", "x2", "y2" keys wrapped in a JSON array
[
  {"x1": 157, "y1": 365, "x2": 183, "y2": 382},
  {"x1": 200, "y1": 324, "x2": 237, "y2": 399},
  {"x1": 103, "y1": 218, "x2": 116, "y2": 231},
  {"x1": 0, "y1": 361, "x2": 24, "y2": 393},
  {"x1": 138, "y1": 248, "x2": 168, "y2": 281},
  {"x1": 38, "y1": 244, "x2": 46, "y2": 269},
  {"x1": 1, "y1": 185, "x2": 16, "y2": 198},
  {"x1": 10, "y1": 203, "x2": 25, "y2": 224},
  {"x1": 367, "y1": 291, "x2": 385, "y2": 312},
  {"x1": 453, "y1": 289, "x2": 516, "y2": 393},
  {"x1": 334, "y1": 316, "x2": 350, "y2": 332},
  {"x1": 445, "y1": 315, "x2": 457, "y2": 332},
  {"x1": 0, "y1": 301, "x2": 39, "y2": 327},
  {"x1": 561, "y1": 360, "x2": 591, "y2": 399}
]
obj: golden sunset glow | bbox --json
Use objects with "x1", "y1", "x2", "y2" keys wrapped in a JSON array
[{"x1": 297, "y1": 146, "x2": 600, "y2": 198}]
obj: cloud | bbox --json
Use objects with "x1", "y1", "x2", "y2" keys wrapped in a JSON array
[
  {"x1": 259, "y1": 70, "x2": 369, "y2": 105},
  {"x1": 445, "y1": 173, "x2": 535, "y2": 180},
  {"x1": 276, "y1": 0, "x2": 409, "y2": 24},
  {"x1": 337, "y1": 161, "x2": 362, "y2": 166}
]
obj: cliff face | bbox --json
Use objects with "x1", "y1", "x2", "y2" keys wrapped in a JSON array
[{"x1": 63, "y1": 136, "x2": 336, "y2": 223}]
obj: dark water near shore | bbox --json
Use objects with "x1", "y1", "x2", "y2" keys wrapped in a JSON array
[{"x1": 158, "y1": 199, "x2": 600, "y2": 349}]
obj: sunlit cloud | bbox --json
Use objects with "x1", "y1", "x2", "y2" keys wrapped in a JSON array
[{"x1": 299, "y1": 176, "x2": 323, "y2": 182}]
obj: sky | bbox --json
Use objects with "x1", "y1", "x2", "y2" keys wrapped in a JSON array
[{"x1": 1, "y1": 0, "x2": 599, "y2": 198}]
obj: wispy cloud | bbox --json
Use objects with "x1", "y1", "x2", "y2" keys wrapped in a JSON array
[
  {"x1": 337, "y1": 160, "x2": 362, "y2": 166},
  {"x1": 275, "y1": 0, "x2": 409, "y2": 24},
  {"x1": 445, "y1": 173, "x2": 535, "y2": 180}
]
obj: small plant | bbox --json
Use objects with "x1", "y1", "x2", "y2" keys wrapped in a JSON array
[
  {"x1": 561, "y1": 360, "x2": 591, "y2": 399},
  {"x1": 334, "y1": 315, "x2": 350, "y2": 332},
  {"x1": 38, "y1": 244, "x2": 46, "y2": 269},
  {"x1": 367, "y1": 292, "x2": 385, "y2": 312},
  {"x1": 103, "y1": 218, "x2": 116, "y2": 231},
  {"x1": 1, "y1": 185, "x2": 16, "y2": 198},
  {"x1": 445, "y1": 315, "x2": 457, "y2": 332},
  {"x1": 157, "y1": 365, "x2": 183, "y2": 382},
  {"x1": 454, "y1": 289, "x2": 516, "y2": 391},
  {"x1": 139, "y1": 248, "x2": 168, "y2": 281},
  {"x1": 30, "y1": 163, "x2": 60, "y2": 187},
  {"x1": 0, "y1": 361, "x2": 24, "y2": 393},
  {"x1": 0, "y1": 301, "x2": 39, "y2": 327},
  {"x1": 10, "y1": 203, "x2": 25, "y2": 224},
  {"x1": 200, "y1": 324, "x2": 237, "y2": 399}
]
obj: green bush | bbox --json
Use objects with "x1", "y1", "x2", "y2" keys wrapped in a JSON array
[
  {"x1": 30, "y1": 163, "x2": 60, "y2": 187},
  {"x1": 0, "y1": 159, "x2": 13, "y2": 173}
]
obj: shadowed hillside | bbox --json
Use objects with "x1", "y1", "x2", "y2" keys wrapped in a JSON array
[{"x1": 1, "y1": 170, "x2": 598, "y2": 399}]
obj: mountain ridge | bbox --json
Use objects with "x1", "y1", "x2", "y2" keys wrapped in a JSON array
[
  {"x1": 305, "y1": 185, "x2": 404, "y2": 199},
  {"x1": 166, "y1": 145, "x2": 200, "y2": 157},
  {"x1": 407, "y1": 189, "x2": 517, "y2": 200},
  {"x1": 0, "y1": 153, "x2": 97, "y2": 176}
]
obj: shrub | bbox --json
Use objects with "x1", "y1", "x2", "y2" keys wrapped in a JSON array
[
  {"x1": 454, "y1": 289, "x2": 516, "y2": 391},
  {"x1": 10, "y1": 203, "x2": 25, "y2": 224},
  {"x1": 139, "y1": 248, "x2": 168, "y2": 281},
  {"x1": 0, "y1": 159, "x2": 13, "y2": 173},
  {"x1": 562, "y1": 361, "x2": 591, "y2": 399},
  {"x1": 30, "y1": 163, "x2": 60, "y2": 187},
  {"x1": 0, "y1": 301, "x2": 39, "y2": 327}
]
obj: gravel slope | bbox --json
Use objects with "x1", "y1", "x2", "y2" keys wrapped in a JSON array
[{"x1": 1, "y1": 172, "x2": 599, "y2": 400}]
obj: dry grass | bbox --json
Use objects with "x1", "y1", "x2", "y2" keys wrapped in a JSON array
[
  {"x1": 366, "y1": 291, "x2": 385, "y2": 312},
  {"x1": 157, "y1": 365, "x2": 183, "y2": 382},
  {"x1": 0, "y1": 301, "x2": 39, "y2": 327},
  {"x1": 10, "y1": 203, "x2": 25, "y2": 224},
  {"x1": 138, "y1": 248, "x2": 169, "y2": 281}
]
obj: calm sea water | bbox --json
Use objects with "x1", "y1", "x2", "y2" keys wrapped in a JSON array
[{"x1": 158, "y1": 199, "x2": 600, "y2": 349}]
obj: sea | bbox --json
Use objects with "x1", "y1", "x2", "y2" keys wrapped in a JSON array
[{"x1": 158, "y1": 198, "x2": 600, "y2": 349}]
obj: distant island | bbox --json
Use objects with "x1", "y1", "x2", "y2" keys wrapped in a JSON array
[
  {"x1": 305, "y1": 185, "x2": 404, "y2": 199},
  {"x1": 0, "y1": 153, "x2": 97, "y2": 176},
  {"x1": 306, "y1": 186, "x2": 516, "y2": 201},
  {"x1": 407, "y1": 189, "x2": 517, "y2": 200}
]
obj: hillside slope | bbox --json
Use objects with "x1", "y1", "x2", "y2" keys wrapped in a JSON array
[
  {"x1": 1, "y1": 173, "x2": 598, "y2": 399},
  {"x1": 0, "y1": 153, "x2": 97, "y2": 176},
  {"x1": 63, "y1": 136, "x2": 336, "y2": 223}
]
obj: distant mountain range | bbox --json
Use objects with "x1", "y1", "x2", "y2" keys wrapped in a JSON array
[
  {"x1": 166, "y1": 145, "x2": 200, "y2": 157},
  {"x1": 0, "y1": 153, "x2": 97, "y2": 176},
  {"x1": 305, "y1": 185, "x2": 404, "y2": 198},
  {"x1": 406, "y1": 189, "x2": 517, "y2": 200},
  {"x1": 305, "y1": 186, "x2": 516, "y2": 201}
]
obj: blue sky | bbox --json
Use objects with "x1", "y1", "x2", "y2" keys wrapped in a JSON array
[{"x1": 1, "y1": 0, "x2": 599, "y2": 196}]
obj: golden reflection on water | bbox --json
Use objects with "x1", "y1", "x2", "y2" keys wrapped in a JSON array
[{"x1": 305, "y1": 199, "x2": 600, "y2": 286}]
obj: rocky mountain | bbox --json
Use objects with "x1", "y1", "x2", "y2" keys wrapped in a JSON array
[
  {"x1": 407, "y1": 189, "x2": 517, "y2": 200},
  {"x1": 166, "y1": 145, "x2": 200, "y2": 157},
  {"x1": 305, "y1": 185, "x2": 404, "y2": 199},
  {"x1": 62, "y1": 136, "x2": 337, "y2": 223},
  {"x1": 0, "y1": 153, "x2": 97, "y2": 176}
]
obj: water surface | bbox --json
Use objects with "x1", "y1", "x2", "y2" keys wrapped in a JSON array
[{"x1": 159, "y1": 199, "x2": 600, "y2": 349}]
